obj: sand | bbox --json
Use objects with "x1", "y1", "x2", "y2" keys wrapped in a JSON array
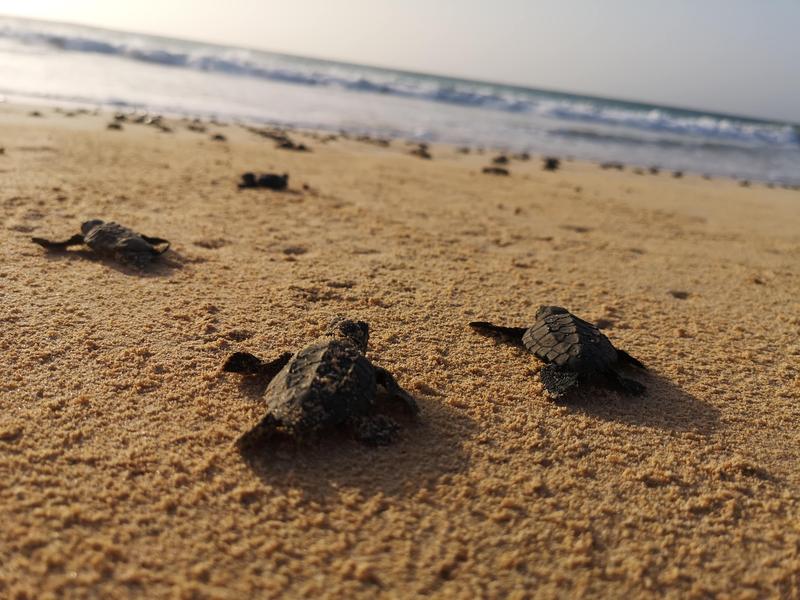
[{"x1": 1, "y1": 103, "x2": 799, "y2": 599}]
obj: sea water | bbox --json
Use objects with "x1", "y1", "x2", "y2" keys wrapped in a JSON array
[{"x1": 1, "y1": 16, "x2": 798, "y2": 184}]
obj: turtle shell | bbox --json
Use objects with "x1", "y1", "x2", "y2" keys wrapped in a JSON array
[
  {"x1": 83, "y1": 221, "x2": 160, "y2": 265},
  {"x1": 522, "y1": 306, "x2": 618, "y2": 374},
  {"x1": 262, "y1": 338, "x2": 377, "y2": 435}
]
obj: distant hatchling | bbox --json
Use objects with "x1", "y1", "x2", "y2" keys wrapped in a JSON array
[
  {"x1": 470, "y1": 305, "x2": 645, "y2": 398},
  {"x1": 223, "y1": 317, "x2": 419, "y2": 449},
  {"x1": 31, "y1": 219, "x2": 170, "y2": 268},
  {"x1": 238, "y1": 172, "x2": 288, "y2": 190}
]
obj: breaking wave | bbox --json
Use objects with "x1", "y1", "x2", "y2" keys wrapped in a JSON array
[{"x1": 1, "y1": 16, "x2": 798, "y2": 149}]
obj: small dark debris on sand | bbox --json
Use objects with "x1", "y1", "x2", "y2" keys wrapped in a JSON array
[
  {"x1": 245, "y1": 126, "x2": 310, "y2": 151},
  {"x1": 127, "y1": 114, "x2": 172, "y2": 133},
  {"x1": 245, "y1": 125, "x2": 286, "y2": 141},
  {"x1": 560, "y1": 224, "x2": 591, "y2": 233},
  {"x1": 107, "y1": 122, "x2": 123, "y2": 131},
  {"x1": 633, "y1": 168, "x2": 645, "y2": 175},
  {"x1": 649, "y1": 166, "x2": 660, "y2": 175},
  {"x1": 238, "y1": 172, "x2": 289, "y2": 191},
  {"x1": 668, "y1": 290, "x2": 690, "y2": 300},
  {"x1": 739, "y1": 180, "x2": 750, "y2": 187},
  {"x1": 410, "y1": 144, "x2": 432, "y2": 160},
  {"x1": 512, "y1": 152, "x2": 530, "y2": 161},
  {"x1": 543, "y1": 157, "x2": 560, "y2": 171},
  {"x1": 457, "y1": 146, "x2": 471, "y2": 154},
  {"x1": 356, "y1": 135, "x2": 390, "y2": 147},
  {"x1": 673, "y1": 171, "x2": 684, "y2": 178},
  {"x1": 600, "y1": 162, "x2": 625, "y2": 171},
  {"x1": 211, "y1": 134, "x2": 227, "y2": 142},
  {"x1": 29, "y1": 111, "x2": 43, "y2": 118},
  {"x1": 492, "y1": 155, "x2": 509, "y2": 165},
  {"x1": 186, "y1": 120, "x2": 207, "y2": 133},
  {"x1": 482, "y1": 167, "x2": 509, "y2": 176},
  {"x1": 277, "y1": 139, "x2": 311, "y2": 152}
]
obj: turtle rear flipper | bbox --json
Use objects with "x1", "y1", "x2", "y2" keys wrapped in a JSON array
[
  {"x1": 540, "y1": 364, "x2": 579, "y2": 398},
  {"x1": 616, "y1": 349, "x2": 645, "y2": 369},
  {"x1": 224, "y1": 351, "x2": 292, "y2": 381},
  {"x1": 606, "y1": 370, "x2": 646, "y2": 396},
  {"x1": 140, "y1": 234, "x2": 171, "y2": 254},
  {"x1": 349, "y1": 414, "x2": 399, "y2": 446},
  {"x1": 31, "y1": 233, "x2": 85, "y2": 250},
  {"x1": 469, "y1": 321, "x2": 527, "y2": 346},
  {"x1": 375, "y1": 366, "x2": 419, "y2": 416}
]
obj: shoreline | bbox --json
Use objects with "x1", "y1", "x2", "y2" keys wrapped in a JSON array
[
  {"x1": 2, "y1": 93, "x2": 798, "y2": 188},
  {"x1": 1, "y1": 101, "x2": 799, "y2": 598}
]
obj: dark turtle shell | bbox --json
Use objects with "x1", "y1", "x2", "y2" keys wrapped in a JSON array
[
  {"x1": 262, "y1": 338, "x2": 376, "y2": 435},
  {"x1": 522, "y1": 306, "x2": 618, "y2": 374},
  {"x1": 83, "y1": 221, "x2": 156, "y2": 256}
]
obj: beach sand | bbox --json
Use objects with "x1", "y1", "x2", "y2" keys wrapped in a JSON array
[{"x1": 1, "y1": 103, "x2": 799, "y2": 599}]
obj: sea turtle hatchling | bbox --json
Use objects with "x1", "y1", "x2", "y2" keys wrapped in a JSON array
[
  {"x1": 470, "y1": 305, "x2": 645, "y2": 398},
  {"x1": 223, "y1": 317, "x2": 419, "y2": 449},
  {"x1": 32, "y1": 219, "x2": 170, "y2": 268},
  {"x1": 238, "y1": 172, "x2": 288, "y2": 190}
]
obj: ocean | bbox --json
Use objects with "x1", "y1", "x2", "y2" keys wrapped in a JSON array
[{"x1": 1, "y1": 16, "x2": 798, "y2": 185}]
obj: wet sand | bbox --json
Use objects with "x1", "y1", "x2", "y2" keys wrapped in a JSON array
[{"x1": 1, "y1": 103, "x2": 799, "y2": 599}]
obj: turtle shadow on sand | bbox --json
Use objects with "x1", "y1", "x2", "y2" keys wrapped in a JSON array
[
  {"x1": 36, "y1": 247, "x2": 183, "y2": 277},
  {"x1": 560, "y1": 372, "x2": 720, "y2": 435},
  {"x1": 237, "y1": 396, "x2": 477, "y2": 501}
]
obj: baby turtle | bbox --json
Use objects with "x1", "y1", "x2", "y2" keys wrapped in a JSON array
[
  {"x1": 543, "y1": 157, "x2": 561, "y2": 171},
  {"x1": 31, "y1": 219, "x2": 170, "y2": 268},
  {"x1": 238, "y1": 172, "x2": 288, "y2": 190},
  {"x1": 410, "y1": 143, "x2": 432, "y2": 160},
  {"x1": 470, "y1": 305, "x2": 645, "y2": 398},
  {"x1": 223, "y1": 317, "x2": 419, "y2": 449}
]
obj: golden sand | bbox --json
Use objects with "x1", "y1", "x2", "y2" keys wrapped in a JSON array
[{"x1": 1, "y1": 104, "x2": 799, "y2": 598}]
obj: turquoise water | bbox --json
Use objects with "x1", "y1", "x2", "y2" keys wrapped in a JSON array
[{"x1": 1, "y1": 16, "x2": 798, "y2": 184}]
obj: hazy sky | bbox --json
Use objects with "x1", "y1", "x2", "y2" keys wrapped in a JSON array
[{"x1": 2, "y1": 0, "x2": 798, "y2": 122}]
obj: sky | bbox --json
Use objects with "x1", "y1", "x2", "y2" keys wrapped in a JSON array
[{"x1": 1, "y1": 0, "x2": 798, "y2": 122}]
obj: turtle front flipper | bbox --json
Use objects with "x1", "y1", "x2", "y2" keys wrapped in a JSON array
[
  {"x1": 616, "y1": 349, "x2": 645, "y2": 369},
  {"x1": 469, "y1": 321, "x2": 527, "y2": 346},
  {"x1": 236, "y1": 414, "x2": 283, "y2": 453},
  {"x1": 539, "y1": 364, "x2": 579, "y2": 399},
  {"x1": 349, "y1": 414, "x2": 399, "y2": 446},
  {"x1": 31, "y1": 233, "x2": 85, "y2": 250},
  {"x1": 224, "y1": 351, "x2": 293, "y2": 381},
  {"x1": 374, "y1": 366, "x2": 419, "y2": 416},
  {"x1": 140, "y1": 234, "x2": 171, "y2": 254},
  {"x1": 606, "y1": 370, "x2": 646, "y2": 396}
]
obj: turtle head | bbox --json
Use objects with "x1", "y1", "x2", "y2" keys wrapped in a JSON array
[
  {"x1": 80, "y1": 219, "x2": 105, "y2": 234},
  {"x1": 535, "y1": 305, "x2": 569, "y2": 320},
  {"x1": 327, "y1": 317, "x2": 369, "y2": 353}
]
